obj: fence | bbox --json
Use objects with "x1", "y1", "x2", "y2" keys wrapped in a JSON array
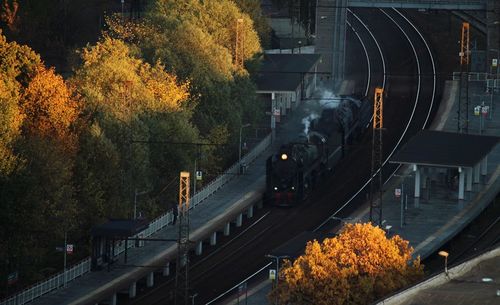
[
  {"x1": 0, "y1": 259, "x2": 91, "y2": 305},
  {"x1": 0, "y1": 133, "x2": 272, "y2": 305},
  {"x1": 452, "y1": 72, "x2": 490, "y2": 81}
]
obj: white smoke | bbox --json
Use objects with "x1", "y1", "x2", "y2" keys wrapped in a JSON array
[
  {"x1": 319, "y1": 89, "x2": 340, "y2": 109},
  {"x1": 302, "y1": 113, "x2": 319, "y2": 135},
  {"x1": 299, "y1": 88, "x2": 341, "y2": 136}
]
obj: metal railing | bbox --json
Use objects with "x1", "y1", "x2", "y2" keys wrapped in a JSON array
[
  {"x1": 0, "y1": 132, "x2": 272, "y2": 305},
  {"x1": 347, "y1": 0, "x2": 486, "y2": 10},
  {"x1": 190, "y1": 133, "x2": 272, "y2": 208},
  {"x1": 0, "y1": 259, "x2": 91, "y2": 305},
  {"x1": 452, "y1": 72, "x2": 489, "y2": 81}
]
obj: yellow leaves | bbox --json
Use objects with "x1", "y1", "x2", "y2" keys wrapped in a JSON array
[
  {"x1": 147, "y1": 0, "x2": 261, "y2": 79},
  {"x1": 20, "y1": 66, "x2": 79, "y2": 149},
  {"x1": 74, "y1": 36, "x2": 190, "y2": 119},
  {"x1": 0, "y1": 76, "x2": 24, "y2": 175},
  {"x1": 139, "y1": 61, "x2": 190, "y2": 112},
  {"x1": 271, "y1": 223, "x2": 424, "y2": 305}
]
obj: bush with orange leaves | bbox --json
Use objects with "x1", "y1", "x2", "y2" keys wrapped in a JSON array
[{"x1": 269, "y1": 223, "x2": 424, "y2": 305}]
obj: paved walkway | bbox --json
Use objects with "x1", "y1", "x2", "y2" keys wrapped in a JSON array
[{"x1": 220, "y1": 80, "x2": 500, "y2": 305}]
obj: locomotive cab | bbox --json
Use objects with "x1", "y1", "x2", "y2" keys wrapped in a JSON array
[{"x1": 266, "y1": 145, "x2": 303, "y2": 206}]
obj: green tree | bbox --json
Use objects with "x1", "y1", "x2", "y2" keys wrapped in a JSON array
[
  {"x1": 0, "y1": 76, "x2": 22, "y2": 175},
  {"x1": 71, "y1": 35, "x2": 196, "y2": 218},
  {"x1": 0, "y1": 30, "x2": 81, "y2": 290},
  {"x1": 234, "y1": 0, "x2": 272, "y2": 48},
  {"x1": 107, "y1": 0, "x2": 264, "y2": 140},
  {"x1": 270, "y1": 223, "x2": 424, "y2": 305}
]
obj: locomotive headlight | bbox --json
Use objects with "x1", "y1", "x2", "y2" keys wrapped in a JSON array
[
  {"x1": 274, "y1": 186, "x2": 278, "y2": 191},
  {"x1": 281, "y1": 153, "x2": 288, "y2": 160}
]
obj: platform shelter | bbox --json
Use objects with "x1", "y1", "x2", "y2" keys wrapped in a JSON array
[
  {"x1": 91, "y1": 219, "x2": 149, "y2": 270},
  {"x1": 390, "y1": 130, "x2": 499, "y2": 200}
]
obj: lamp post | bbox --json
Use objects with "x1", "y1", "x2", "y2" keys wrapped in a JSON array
[
  {"x1": 239, "y1": 123, "x2": 251, "y2": 174},
  {"x1": 393, "y1": 173, "x2": 412, "y2": 228},
  {"x1": 266, "y1": 254, "x2": 289, "y2": 305},
  {"x1": 438, "y1": 250, "x2": 449, "y2": 275},
  {"x1": 134, "y1": 189, "x2": 149, "y2": 220},
  {"x1": 63, "y1": 231, "x2": 67, "y2": 288},
  {"x1": 121, "y1": 0, "x2": 125, "y2": 20}
]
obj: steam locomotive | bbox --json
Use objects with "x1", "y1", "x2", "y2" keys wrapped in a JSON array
[{"x1": 265, "y1": 95, "x2": 371, "y2": 206}]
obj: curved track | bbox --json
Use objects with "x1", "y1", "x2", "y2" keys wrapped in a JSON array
[{"x1": 122, "y1": 9, "x2": 441, "y2": 305}]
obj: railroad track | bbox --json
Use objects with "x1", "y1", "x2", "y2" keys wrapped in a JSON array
[
  {"x1": 120, "y1": 7, "x2": 439, "y2": 305},
  {"x1": 423, "y1": 198, "x2": 500, "y2": 274}
]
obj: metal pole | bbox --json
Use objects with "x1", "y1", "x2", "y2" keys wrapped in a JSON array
[
  {"x1": 480, "y1": 104, "x2": 483, "y2": 134},
  {"x1": 134, "y1": 188, "x2": 137, "y2": 220},
  {"x1": 121, "y1": 0, "x2": 125, "y2": 20},
  {"x1": 490, "y1": 89, "x2": 494, "y2": 119},
  {"x1": 276, "y1": 257, "x2": 279, "y2": 305},
  {"x1": 193, "y1": 157, "x2": 197, "y2": 206},
  {"x1": 239, "y1": 126, "x2": 243, "y2": 170},
  {"x1": 63, "y1": 231, "x2": 67, "y2": 288},
  {"x1": 444, "y1": 255, "x2": 448, "y2": 274},
  {"x1": 400, "y1": 182, "x2": 403, "y2": 228},
  {"x1": 271, "y1": 93, "x2": 276, "y2": 143},
  {"x1": 239, "y1": 124, "x2": 250, "y2": 174}
]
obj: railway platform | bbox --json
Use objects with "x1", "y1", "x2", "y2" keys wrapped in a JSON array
[
  {"x1": 17, "y1": 85, "x2": 328, "y2": 305},
  {"x1": 220, "y1": 81, "x2": 500, "y2": 305}
]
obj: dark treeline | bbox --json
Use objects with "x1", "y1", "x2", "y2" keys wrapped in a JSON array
[{"x1": 0, "y1": 0, "x2": 270, "y2": 296}]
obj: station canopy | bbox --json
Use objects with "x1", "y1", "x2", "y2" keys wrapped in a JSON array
[
  {"x1": 390, "y1": 130, "x2": 499, "y2": 168},
  {"x1": 255, "y1": 53, "x2": 321, "y2": 92},
  {"x1": 91, "y1": 219, "x2": 148, "y2": 238}
]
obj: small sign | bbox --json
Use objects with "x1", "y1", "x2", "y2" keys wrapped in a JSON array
[
  {"x1": 273, "y1": 108, "x2": 280, "y2": 116},
  {"x1": 474, "y1": 106, "x2": 481, "y2": 116},
  {"x1": 395, "y1": 188, "x2": 401, "y2": 198},
  {"x1": 269, "y1": 269, "x2": 276, "y2": 280},
  {"x1": 196, "y1": 170, "x2": 202, "y2": 181},
  {"x1": 7, "y1": 271, "x2": 18, "y2": 285},
  {"x1": 482, "y1": 106, "x2": 489, "y2": 116},
  {"x1": 492, "y1": 58, "x2": 498, "y2": 68},
  {"x1": 66, "y1": 244, "x2": 74, "y2": 255}
]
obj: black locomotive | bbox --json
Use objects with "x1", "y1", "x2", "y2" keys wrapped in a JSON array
[{"x1": 265, "y1": 95, "x2": 371, "y2": 206}]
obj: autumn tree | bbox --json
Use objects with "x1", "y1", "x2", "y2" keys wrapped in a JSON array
[
  {"x1": 0, "y1": 30, "x2": 82, "y2": 292},
  {"x1": 270, "y1": 223, "x2": 424, "y2": 305},
  {"x1": 71, "y1": 35, "x2": 197, "y2": 220},
  {"x1": 107, "y1": 0, "x2": 264, "y2": 155},
  {"x1": 20, "y1": 65, "x2": 79, "y2": 147}
]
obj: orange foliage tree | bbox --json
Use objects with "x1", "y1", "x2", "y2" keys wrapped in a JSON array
[
  {"x1": 270, "y1": 223, "x2": 424, "y2": 305},
  {"x1": 20, "y1": 66, "x2": 80, "y2": 149}
]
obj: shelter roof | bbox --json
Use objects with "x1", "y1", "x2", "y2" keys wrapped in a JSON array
[
  {"x1": 255, "y1": 54, "x2": 321, "y2": 92},
  {"x1": 91, "y1": 219, "x2": 149, "y2": 238},
  {"x1": 390, "y1": 130, "x2": 499, "y2": 168}
]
